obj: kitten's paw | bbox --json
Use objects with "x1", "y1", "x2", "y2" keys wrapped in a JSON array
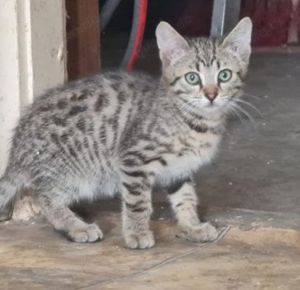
[
  {"x1": 68, "y1": 223, "x2": 103, "y2": 243},
  {"x1": 177, "y1": 222, "x2": 219, "y2": 243},
  {"x1": 124, "y1": 230, "x2": 155, "y2": 249}
]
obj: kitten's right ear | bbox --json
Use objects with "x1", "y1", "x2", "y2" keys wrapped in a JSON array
[{"x1": 155, "y1": 22, "x2": 190, "y2": 66}]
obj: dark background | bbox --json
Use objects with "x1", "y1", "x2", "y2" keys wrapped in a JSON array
[{"x1": 100, "y1": 0, "x2": 298, "y2": 47}]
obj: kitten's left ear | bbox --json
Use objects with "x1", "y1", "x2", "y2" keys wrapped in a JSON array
[{"x1": 222, "y1": 17, "x2": 252, "y2": 64}]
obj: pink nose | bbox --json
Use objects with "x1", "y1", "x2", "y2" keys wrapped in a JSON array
[{"x1": 203, "y1": 85, "x2": 218, "y2": 103}]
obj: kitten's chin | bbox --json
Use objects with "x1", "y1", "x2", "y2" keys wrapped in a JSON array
[{"x1": 201, "y1": 106, "x2": 224, "y2": 120}]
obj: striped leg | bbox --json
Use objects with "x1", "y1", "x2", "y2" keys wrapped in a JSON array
[
  {"x1": 121, "y1": 170, "x2": 154, "y2": 249},
  {"x1": 39, "y1": 193, "x2": 103, "y2": 243},
  {"x1": 167, "y1": 180, "x2": 219, "y2": 242}
]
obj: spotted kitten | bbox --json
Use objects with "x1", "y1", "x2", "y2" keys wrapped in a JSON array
[{"x1": 0, "y1": 18, "x2": 252, "y2": 249}]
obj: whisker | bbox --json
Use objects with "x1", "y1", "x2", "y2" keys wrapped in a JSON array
[
  {"x1": 176, "y1": 96, "x2": 259, "y2": 129},
  {"x1": 243, "y1": 92, "x2": 264, "y2": 100},
  {"x1": 178, "y1": 98, "x2": 200, "y2": 116},
  {"x1": 176, "y1": 99, "x2": 197, "y2": 119},
  {"x1": 227, "y1": 105, "x2": 245, "y2": 124},
  {"x1": 231, "y1": 103, "x2": 256, "y2": 126},
  {"x1": 235, "y1": 99, "x2": 262, "y2": 116}
]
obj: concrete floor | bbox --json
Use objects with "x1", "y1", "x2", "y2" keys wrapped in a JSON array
[
  {"x1": 1, "y1": 212, "x2": 300, "y2": 290},
  {"x1": 197, "y1": 52, "x2": 300, "y2": 214},
  {"x1": 1, "y1": 52, "x2": 300, "y2": 289}
]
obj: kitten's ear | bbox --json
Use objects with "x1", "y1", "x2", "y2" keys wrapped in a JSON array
[
  {"x1": 156, "y1": 22, "x2": 190, "y2": 66},
  {"x1": 222, "y1": 17, "x2": 252, "y2": 63}
]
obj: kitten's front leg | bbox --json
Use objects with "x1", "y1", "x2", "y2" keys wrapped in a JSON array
[
  {"x1": 166, "y1": 180, "x2": 219, "y2": 242},
  {"x1": 121, "y1": 170, "x2": 154, "y2": 249}
]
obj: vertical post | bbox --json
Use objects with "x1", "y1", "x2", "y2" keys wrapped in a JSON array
[
  {"x1": 210, "y1": 0, "x2": 241, "y2": 37},
  {"x1": 288, "y1": 0, "x2": 300, "y2": 44},
  {"x1": 0, "y1": 0, "x2": 66, "y2": 174},
  {"x1": 66, "y1": 0, "x2": 101, "y2": 80},
  {"x1": 28, "y1": 0, "x2": 67, "y2": 99},
  {"x1": 0, "y1": 0, "x2": 21, "y2": 175}
]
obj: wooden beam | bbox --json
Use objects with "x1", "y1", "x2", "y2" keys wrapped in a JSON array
[{"x1": 66, "y1": 0, "x2": 101, "y2": 80}]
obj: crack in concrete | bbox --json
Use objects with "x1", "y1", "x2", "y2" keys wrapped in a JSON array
[{"x1": 77, "y1": 226, "x2": 231, "y2": 289}]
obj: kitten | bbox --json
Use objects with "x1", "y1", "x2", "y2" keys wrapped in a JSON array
[{"x1": 0, "y1": 18, "x2": 252, "y2": 249}]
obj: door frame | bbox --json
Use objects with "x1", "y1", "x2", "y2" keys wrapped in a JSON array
[{"x1": 0, "y1": 0, "x2": 67, "y2": 174}]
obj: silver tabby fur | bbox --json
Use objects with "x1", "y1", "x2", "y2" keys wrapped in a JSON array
[{"x1": 0, "y1": 18, "x2": 252, "y2": 248}]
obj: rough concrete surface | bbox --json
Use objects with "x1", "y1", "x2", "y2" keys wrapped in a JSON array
[
  {"x1": 1, "y1": 53, "x2": 300, "y2": 289},
  {"x1": 1, "y1": 212, "x2": 300, "y2": 290}
]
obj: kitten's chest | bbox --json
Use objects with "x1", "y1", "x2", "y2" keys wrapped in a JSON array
[{"x1": 156, "y1": 132, "x2": 221, "y2": 184}]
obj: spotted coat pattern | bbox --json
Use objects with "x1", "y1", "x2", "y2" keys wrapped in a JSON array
[{"x1": 0, "y1": 19, "x2": 252, "y2": 248}]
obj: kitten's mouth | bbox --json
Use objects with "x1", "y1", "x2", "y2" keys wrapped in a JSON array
[{"x1": 205, "y1": 102, "x2": 216, "y2": 108}]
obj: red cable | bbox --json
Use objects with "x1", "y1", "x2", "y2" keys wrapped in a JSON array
[{"x1": 126, "y1": 0, "x2": 148, "y2": 71}]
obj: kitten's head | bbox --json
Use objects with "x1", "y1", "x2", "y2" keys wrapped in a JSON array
[{"x1": 156, "y1": 18, "x2": 252, "y2": 119}]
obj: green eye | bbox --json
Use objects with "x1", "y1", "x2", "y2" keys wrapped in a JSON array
[
  {"x1": 185, "y1": 72, "x2": 201, "y2": 85},
  {"x1": 218, "y1": 69, "x2": 232, "y2": 83}
]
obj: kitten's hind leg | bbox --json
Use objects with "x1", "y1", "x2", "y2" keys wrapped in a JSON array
[
  {"x1": 39, "y1": 193, "x2": 103, "y2": 243},
  {"x1": 167, "y1": 180, "x2": 219, "y2": 242}
]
